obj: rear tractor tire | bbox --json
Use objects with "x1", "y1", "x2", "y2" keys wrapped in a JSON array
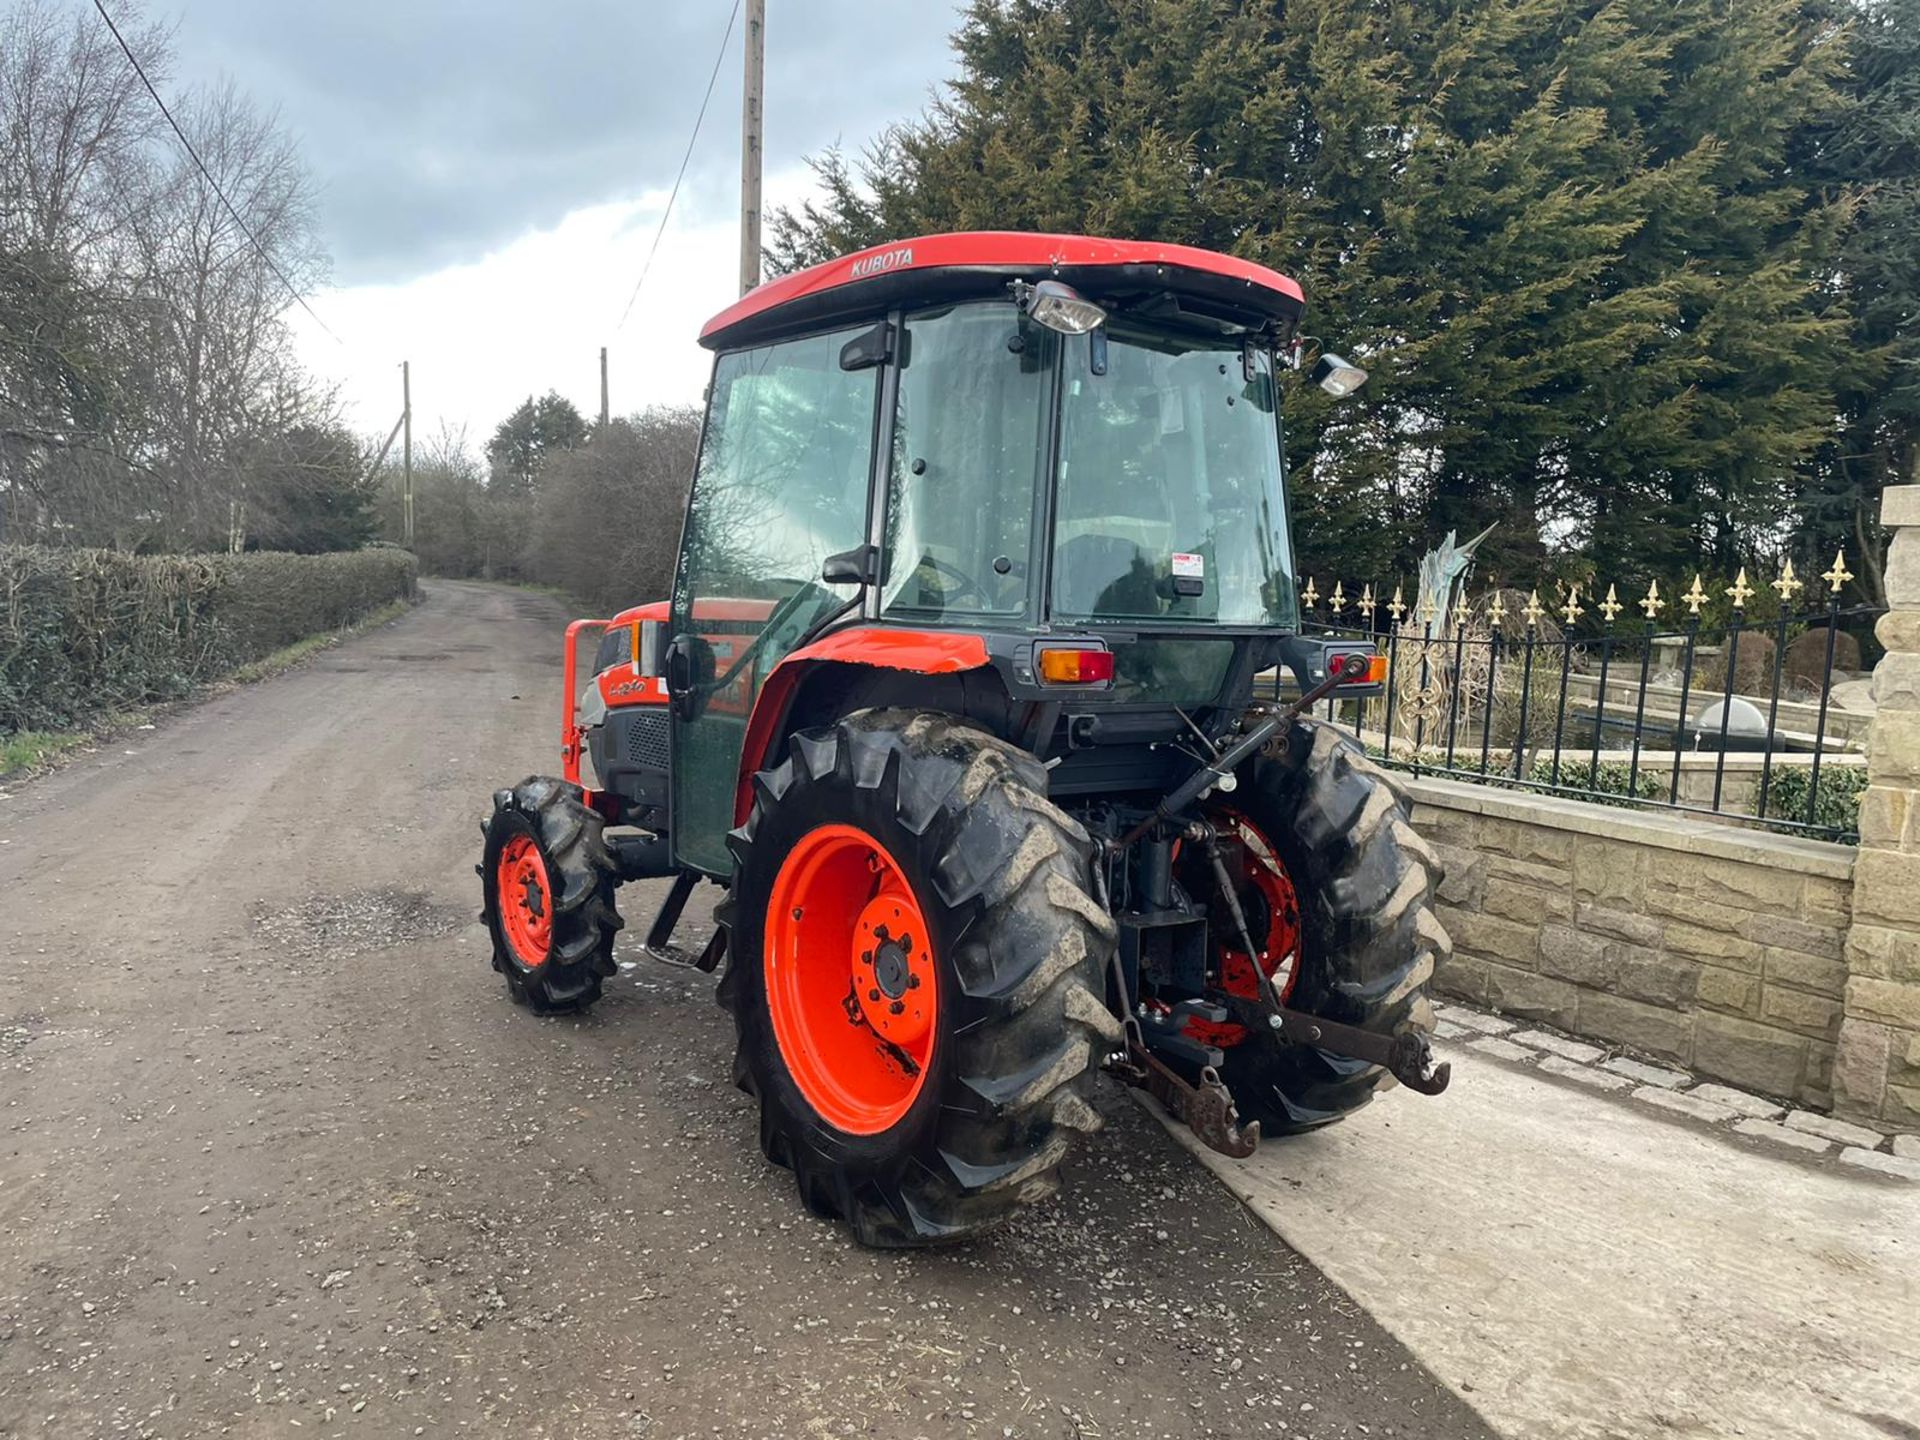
[
  {"x1": 1212, "y1": 718, "x2": 1448, "y2": 1134},
  {"x1": 719, "y1": 709, "x2": 1121, "y2": 1247},
  {"x1": 480, "y1": 776, "x2": 621, "y2": 1014}
]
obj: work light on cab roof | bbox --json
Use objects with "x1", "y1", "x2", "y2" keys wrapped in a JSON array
[
  {"x1": 1015, "y1": 278, "x2": 1107, "y2": 335},
  {"x1": 477, "y1": 229, "x2": 1445, "y2": 1252}
]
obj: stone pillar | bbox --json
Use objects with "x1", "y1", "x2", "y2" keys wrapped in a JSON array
[{"x1": 1837, "y1": 486, "x2": 1920, "y2": 1128}]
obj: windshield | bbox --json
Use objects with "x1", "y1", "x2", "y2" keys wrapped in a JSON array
[{"x1": 1053, "y1": 325, "x2": 1296, "y2": 628}]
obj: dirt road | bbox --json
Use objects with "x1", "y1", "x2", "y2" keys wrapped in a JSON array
[{"x1": 0, "y1": 580, "x2": 1488, "y2": 1440}]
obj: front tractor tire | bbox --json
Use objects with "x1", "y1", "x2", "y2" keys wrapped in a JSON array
[
  {"x1": 1215, "y1": 719, "x2": 1448, "y2": 1133},
  {"x1": 481, "y1": 777, "x2": 621, "y2": 1014},
  {"x1": 719, "y1": 710, "x2": 1121, "y2": 1248}
]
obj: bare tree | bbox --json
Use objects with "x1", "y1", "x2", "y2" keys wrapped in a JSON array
[{"x1": 0, "y1": 0, "x2": 333, "y2": 553}]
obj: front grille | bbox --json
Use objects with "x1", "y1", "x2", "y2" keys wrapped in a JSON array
[{"x1": 621, "y1": 708, "x2": 671, "y2": 770}]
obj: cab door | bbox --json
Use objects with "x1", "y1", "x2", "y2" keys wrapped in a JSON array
[{"x1": 666, "y1": 325, "x2": 883, "y2": 876}]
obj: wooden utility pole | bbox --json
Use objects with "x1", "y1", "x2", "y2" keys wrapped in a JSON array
[
  {"x1": 401, "y1": 360, "x2": 414, "y2": 548},
  {"x1": 739, "y1": 0, "x2": 765, "y2": 297},
  {"x1": 599, "y1": 346, "x2": 610, "y2": 429}
]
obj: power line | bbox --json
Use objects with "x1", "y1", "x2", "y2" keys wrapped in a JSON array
[
  {"x1": 90, "y1": 0, "x2": 344, "y2": 345},
  {"x1": 615, "y1": 0, "x2": 742, "y2": 332}
]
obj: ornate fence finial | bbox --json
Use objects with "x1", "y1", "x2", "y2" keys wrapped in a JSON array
[
  {"x1": 1599, "y1": 584, "x2": 1623, "y2": 622},
  {"x1": 1560, "y1": 586, "x2": 1585, "y2": 625},
  {"x1": 1683, "y1": 574, "x2": 1709, "y2": 616},
  {"x1": 1301, "y1": 576, "x2": 1319, "y2": 609},
  {"x1": 1725, "y1": 567, "x2": 1754, "y2": 609},
  {"x1": 1418, "y1": 588, "x2": 1438, "y2": 624},
  {"x1": 1771, "y1": 559, "x2": 1802, "y2": 603},
  {"x1": 1523, "y1": 589, "x2": 1545, "y2": 628},
  {"x1": 1487, "y1": 588, "x2": 1507, "y2": 626},
  {"x1": 1328, "y1": 580, "x2": 1346, "y2": 619},
  {"x1": 1823, "y1": 548, "x2": 1854, "y2": 595},
  {"x1": 1388, "y1": 583, "x2": 1406, "y2": 623},
  {"x1": 1640, "y1": 578, "x2": 1664, "y2": 620},
  {"x1": 1358, "y1": 583, "x2": 1376, "y2": 623}
]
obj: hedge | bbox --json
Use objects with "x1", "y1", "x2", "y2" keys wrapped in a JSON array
[{"x1": 0, "y1": 545, "x2": 417, "y2": 734}]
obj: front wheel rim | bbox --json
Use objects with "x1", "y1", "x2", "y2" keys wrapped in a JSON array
[
  {"x1": 764, "y1": 824, "x2": 937, "y2": 1135},
  {"x1": 496, "y1": 834, "x2": 553, "y2": 967}
]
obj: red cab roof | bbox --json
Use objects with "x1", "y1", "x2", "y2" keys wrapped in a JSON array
[{"x1": 700, "y1": 231, "x2": 1305, "y2": 350}]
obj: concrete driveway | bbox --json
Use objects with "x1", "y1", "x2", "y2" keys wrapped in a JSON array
[{"x1": 1151, "y1": 1022, "x2": 1920, "y2": 1439}]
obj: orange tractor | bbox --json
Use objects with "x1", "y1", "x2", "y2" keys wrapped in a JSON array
[{"x1": 481, "y1": 233, "x2": 1449, "y2": 1246}]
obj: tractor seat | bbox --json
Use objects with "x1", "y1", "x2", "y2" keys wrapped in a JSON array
[{"x1": 1054, "y1": 531, "x2": 1163, "y2": 619}]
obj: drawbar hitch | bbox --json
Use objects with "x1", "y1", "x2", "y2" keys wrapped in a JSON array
[{"x1": 1113, "y1": 1016, "x2": 1260, "y2": 1159}]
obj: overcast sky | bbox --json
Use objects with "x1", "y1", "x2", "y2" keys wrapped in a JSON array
[{"x1": 141, "y1": 0, "x2": 964, "y2": 449}]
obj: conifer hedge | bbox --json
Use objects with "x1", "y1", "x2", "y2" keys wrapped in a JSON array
[{"x1": 0, "y1": 546, "x2": 417, "y2": 734}]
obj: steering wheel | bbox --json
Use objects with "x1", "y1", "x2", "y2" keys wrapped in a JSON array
[{"x1": 914, "y1": 553, "x2": 989, "y2": 607}]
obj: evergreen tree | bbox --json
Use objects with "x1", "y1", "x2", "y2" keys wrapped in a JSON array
[
  {"x1": 770, "y1": 0, "x2": 1859, "y2": 589},
  {"x1": 485, "y1": 391, "x2": 589, "y2": 495},
  {"x1": 1800, "y1": 0, "x2": 1919, "y2": 604},
  {"x1": 248, "y1": 423, "x2": 376, "y2": 554}
]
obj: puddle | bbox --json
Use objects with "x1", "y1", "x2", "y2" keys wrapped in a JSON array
[{"x1": 253, "y1": 889, "x2": 463, "y2": 960}]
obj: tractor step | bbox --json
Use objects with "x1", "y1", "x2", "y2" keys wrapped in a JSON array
[{"x1": 644, "y1": 869, "x2": 700, "y2": 951}]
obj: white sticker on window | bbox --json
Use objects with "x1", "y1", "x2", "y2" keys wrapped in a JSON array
[{"x1": 1172, "y1": 552, "x2": 1204, "y2": 579}]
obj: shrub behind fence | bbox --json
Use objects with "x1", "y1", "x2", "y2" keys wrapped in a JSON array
[{"x1": 0, "y1": 546, "x2": 417, "y2": 734}]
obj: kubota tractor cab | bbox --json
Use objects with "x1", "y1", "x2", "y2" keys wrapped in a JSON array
[{"x1": 481, "y1": 233, "x2": 1449, "y2": 1247}]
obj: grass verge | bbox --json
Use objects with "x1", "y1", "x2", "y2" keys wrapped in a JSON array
[
  {"x1": 0, "y1": 729, "x2": 95, "y2": 776},
  {"x1": 0, "y1": 594, "x2": 418, "y2": 784}
]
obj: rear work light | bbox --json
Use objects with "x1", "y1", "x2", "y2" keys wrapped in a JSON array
[
  {"x1": 1037, "y1": 646, "x2": 1115, "y2": 685},
  {"x1": 1018, "y1": 279, "x2": 1108, "y2": 336}
]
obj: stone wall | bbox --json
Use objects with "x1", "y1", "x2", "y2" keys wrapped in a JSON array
[
  {"x1": 1834, "y1": 483, "x2": 1920, "y2": 1130},
  {"x1": 1409, "y1": 776, "x2": 1854, "y2": 1107}
]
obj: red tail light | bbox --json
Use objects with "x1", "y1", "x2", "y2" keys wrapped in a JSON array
[{"x1": 1037, "y1": 647, "x2": 1115, "y2": 685}]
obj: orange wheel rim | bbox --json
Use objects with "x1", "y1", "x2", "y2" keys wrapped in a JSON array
[
  {"x1": 1184, "y1": 809, "x2": 1302, "y2": 1048},
  {"x1": 764, "y1": 824, "x2": 937, "y2": 1135},
  {"x1": 1217, "y1": 809, "x2": 1302, "y2": 1004},
  {"x1": 497, "y1": 834, "x2": 553, "y2": 967}
]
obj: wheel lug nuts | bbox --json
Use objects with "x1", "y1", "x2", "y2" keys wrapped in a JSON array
[
  {"x1": 889, "y1": 1000, "x2": 905, "y2": 1015},
  {"x1": 868, "y1": 989, "x2": 882, "y2": 1002},
  {"x1": 907, "y1": 975, "x2": 920, "y2": 989}
]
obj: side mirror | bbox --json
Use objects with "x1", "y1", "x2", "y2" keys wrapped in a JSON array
[{"x1": 821, "y1": 544, "x2": 878, "y2": 586}]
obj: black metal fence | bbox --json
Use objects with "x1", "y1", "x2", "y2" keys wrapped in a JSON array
[{"x1": 1280, "y1": 558, "x2": 1882, "y2": 843}]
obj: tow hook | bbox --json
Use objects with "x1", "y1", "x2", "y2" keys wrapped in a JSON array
[
  {"x1": 1388, "y1": 1030, "x2": 1451, "y2": 1096},
  {"x1": 1237, "y1": 1000, "x2": 1451, "y2": 1096},
  {"x1": 1113, "y1": 1019, "x2": 1261, "y2": 1159}
]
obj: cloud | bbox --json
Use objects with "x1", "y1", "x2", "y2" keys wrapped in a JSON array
[
  {"x1": 158, "y1": 0, "x2": 962, "y2": 285},
  {"x1": 286, "y1": 163, "x2": 823, "y2": 449}
]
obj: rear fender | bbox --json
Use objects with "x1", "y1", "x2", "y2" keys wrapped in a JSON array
[{"x1": 732, "y1": 628, "x2": 992, "y2": 825}]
